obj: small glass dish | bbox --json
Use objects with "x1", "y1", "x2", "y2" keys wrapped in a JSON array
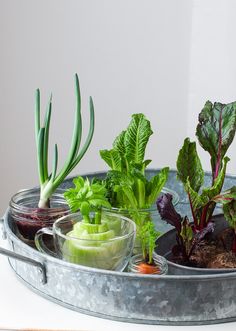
[
  {"x1": 35, "y1": 210, "x2": 136, "y2": 271},
  {"x1": 128, "y1": 253, "x2": 168, "y2": 275}
]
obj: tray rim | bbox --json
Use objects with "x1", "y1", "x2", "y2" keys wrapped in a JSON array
[
  {"x1": 4, "y1": 208, "x2": 236, "y2": 281},
  {"x1": 4, "y1": 168, "x2": 236, "y2": 281}
]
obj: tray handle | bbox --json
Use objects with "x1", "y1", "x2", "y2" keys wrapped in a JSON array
[{"x1": 0, "y1": 217, "x2": 47, "y2": 284}]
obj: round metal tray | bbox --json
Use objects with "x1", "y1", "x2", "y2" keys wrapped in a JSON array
[{"x1": 1, "y1": 169, "x2": 236, "y2": 325}]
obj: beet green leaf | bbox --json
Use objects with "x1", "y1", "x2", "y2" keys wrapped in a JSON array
[
  {"x1": 177, "y1": 138, "x2": 204, "y2": 193},
  {"x1": 196, "y1": 101, "x2": 236, "y2": 180}
]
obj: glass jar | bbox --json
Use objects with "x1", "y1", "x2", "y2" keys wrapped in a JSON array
[
  {"x1": 102, "y1": 187, "x2": 179, "y2": 254},
  {"x1": 9, "y1": 187, "x2": 69, "y2": 244},
  {"x1": 128, "y1": 253, "x2": 168, "y2": 275}
]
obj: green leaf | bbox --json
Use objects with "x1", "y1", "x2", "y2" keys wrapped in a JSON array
[
  {"x1": 184, "y1": 178, "x2": 208, "y2": 211},
  {"x1": 99, "y1": 149, "x2": 122, "y2": 171},
  {"x1": 202, "y1": 156, "x2": 230, "y2": 200},
  {"x1": 196, "y1": 101, "x2": 236, "y2": 178},
  {"x1": 72, "y1": 176, "x2": 85, "y2": 190},
  {"x1": 177, "y1": 138, "x2": 204, "y2": 192},
  {"x1": 130, "y1": 165, "x2": 147, "y2": 183},
  {"x1": 113, "y1": 130, "x2": 126, "y2": 155},
  {"x1": 223, "y1": 200, "x2": 236, "y2": 229},
  {"x1": 89, "y1": 199, "x2": 111, "y2": 209},
  {"x1": 37, "y1": 127, "x2": 46, "y2": 184},
  {"x1": 42, "y1": 95, "x2": 52, "y2": 180},
  {"x1": 51, "y1": 144, "x2": 58, "y2": 182},
  {"x1": 143, "y1": 159, "x2": 152, "y2": 169},
  {"x1": 180, "y1": 218, "x2": 193, "y2": 242},
  {"x1": 213, "y1": 186, "x2": 236, "y2": 204},
  {"x1": 124, "y1": 113, "x2": 153, "y2": 164},
  {"x1": 36, "y1": 74, "x2": 95, "y2": 207},
  {"x1": 146, "y1": 167, "x2": 169, "y2": 206},
  {"x1": 64, "y1": 176, "x2": 111, "y2": 221},
  {"x1": 138, "y1": 221, "x2": 159, "y2": 262}
]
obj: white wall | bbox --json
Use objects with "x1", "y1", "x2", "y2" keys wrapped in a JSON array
[
  {"x1": 188, "y1": 0, "x2": 236, "y2": 173},
  {"x1": 0, "y1": 0, "x2": 192, "y2": 215},
  {"x1": 4, "y1": 0, "x2": 236, "y2": 216}
]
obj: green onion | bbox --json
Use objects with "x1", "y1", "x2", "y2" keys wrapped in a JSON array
[{"x1": 35, "y1": 74, "x2": 95, "y2": 208}]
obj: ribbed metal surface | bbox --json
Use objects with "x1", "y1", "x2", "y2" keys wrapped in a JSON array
[{"x1": 2, "y1": 169, "x2": 236, "y2": 325}]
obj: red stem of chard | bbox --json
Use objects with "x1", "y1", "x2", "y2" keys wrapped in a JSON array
[
  {"x1": 213, "y1": 111, "x2": 222, "y2": 181},
  {"x1": 199, "y1": 203, "x2": 210, "y2": 230},
  {"x1": 232, "y1": 230, "x2": 236, "y2": 254}
]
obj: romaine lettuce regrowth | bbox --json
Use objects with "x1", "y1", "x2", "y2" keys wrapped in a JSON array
[
  {"x1": 35, "y1": 74, "x2": 94, "y2": 208},
  {"x1": 100, "y1": 113, "x2": 169, "y2": 211},
  {"x1": 99, "y1": 113, "x2": 169, "y2": 255}
]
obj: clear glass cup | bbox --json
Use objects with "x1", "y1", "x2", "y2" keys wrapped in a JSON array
[
  {"x1": 35, "y1": 211, "x2": 136, "y2": 271},
  {"x1": 102, "y1": 187, "x2": 179, "y2": 253},
  {"x1": 128, "y1": 253, "x2": 168, "y2": 275},
  {"x1": 9, "y1": 188, "x2": 69, "y2": 243}
]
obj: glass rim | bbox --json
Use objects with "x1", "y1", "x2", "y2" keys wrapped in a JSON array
[
  {"x1": 53, "y1": 211, "x2": 136, "y2": 243},
  {"x1": 129, "y1": 253, "x2": 168, "y2": 274},
  {"x1": 129, "y1": 252, "x2": 167, "y2": 263},
  {"x1": 9, "y1": 187, "x2": 68, "y2": 215},
  {"x1": 102, "y1": 187, "x2": 179, "y2": 213}
]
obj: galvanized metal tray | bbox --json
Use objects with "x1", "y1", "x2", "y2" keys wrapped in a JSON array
[{"x1": 1, "y1": 169, "x2": 236, "y2": 325}]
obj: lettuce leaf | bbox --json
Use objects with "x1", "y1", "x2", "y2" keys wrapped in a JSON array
[
  {"x1": 124, "y1": 113, "x2": 153, "y2": 164},
  {"x1": 146, "y1": 167, "x2": 169, "y2": 206},
  {"x1": 100, "y1": 113, "x2": 169, "y2": 210},
  {"x1": 99, "y1": 149, "x2": 122, "y2": 171}
]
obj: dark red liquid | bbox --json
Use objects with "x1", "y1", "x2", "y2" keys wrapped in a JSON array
[{"x1": 13, "y1": 208, "x2": 69, "y2": 241}]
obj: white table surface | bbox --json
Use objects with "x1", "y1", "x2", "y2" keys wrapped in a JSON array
[{"x1": 1, "y1": 239, "x2": 236, "y2": 331}]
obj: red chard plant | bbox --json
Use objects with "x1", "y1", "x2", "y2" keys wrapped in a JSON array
[{"x1": 157, "y1": 101, "x2": 236, "y2": 264}]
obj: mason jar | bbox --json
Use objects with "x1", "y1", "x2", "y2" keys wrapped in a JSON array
[{"x1": 9, "y1": 187, "x2": 69, "y2": 244}]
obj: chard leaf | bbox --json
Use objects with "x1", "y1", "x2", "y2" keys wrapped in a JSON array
[
  {"x1": 184, "y1": 178, "x2": 208, "y2": 211},
  {"x1": 156, "y1": 193, "x2": 182, "y2": 233},
  {"x1": 202, "y1": 156, "x2": 230, "y2": 200},
  {"x1": 188, "y1": 221, "x2": 215, "y2": 257},
  {"x1": 213, "y1": 186, "x2": 236, "y2": 204},
  {"x1": 195, "y1": 221, "x2": 214, "y2": 242},
  {"x1": 196, "y1": 101, "x2": 236, "y2": 179},
  {"x1": 100, "y1": 149, "x2": 122, "y2": 171},
  {"x1": 146, "y1": 167, "x2": 169, "y2": 206},
  {"x1": 223, "y1": 200, "x2": 236, "y2": 229},
  {"x1": 180, "y1": 217, "x2": 193, "y2": 242},
  {"x1": 177, "y1": 138, "x2": 204, "y2": 192},
  {"x1": 124, "y1": 113, "x2": 153, "y2": 164}
]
